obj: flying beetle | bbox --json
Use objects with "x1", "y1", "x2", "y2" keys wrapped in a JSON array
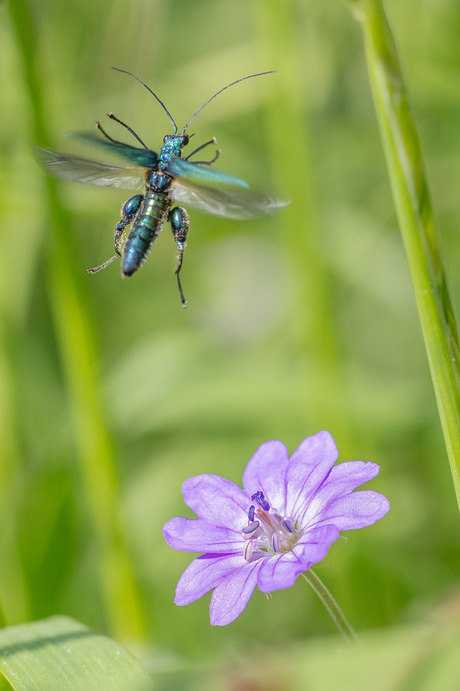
[{"x1": 39, "y1": 68, "x2": 286, "y2": 306}]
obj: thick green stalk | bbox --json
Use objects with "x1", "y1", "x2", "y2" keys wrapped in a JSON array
[
  {"x1": 352, "y1": 0, "x2": 460, "y2": 509},
  {"x1": 8, "y1": 1, "x2": 148, "y2": 639},
  {"x1": 302, "y1": 570, "x2": 358, "y2": 644}
]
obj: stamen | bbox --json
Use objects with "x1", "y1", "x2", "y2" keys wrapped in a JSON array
[
  {"x1": 270, "y1": 533, "x2": 281, "y2": 552},
  {"x1": 242, "y1": 521, "x2": 260, "y2": 536},
  {"x1": 282, "y1": 518, "x2": 295, "y2": 533},
  {"x1": 242, "y1": 489, "x2": 298, "y2": 562},
  {"x1": 244, "y1": 540, "x2": 255, "y2": 562}
]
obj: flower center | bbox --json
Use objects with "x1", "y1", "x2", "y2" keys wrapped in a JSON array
[{"x1": 242, "y1": 491, "x2": 298, "y2": 562}]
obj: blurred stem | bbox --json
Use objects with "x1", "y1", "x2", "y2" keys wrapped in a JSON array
[
  {"x1": 0, "y1": 331, "x2": 30, "y2": 624},
  {"x1": 302, "y1": 569, "x2": 358, "y2": 644},
  {"x1": 255, "y1": 0, "x2": 350, "y2": 449},
  {"x1": 9, "y1": 1, "x2": 148, "y2": 639},
  {"x1": 351, "y1": 0, "x2": 460, "y2": 510},
  {"x1": 0, "y1": 13, "x2": 32, "y2": 622}
]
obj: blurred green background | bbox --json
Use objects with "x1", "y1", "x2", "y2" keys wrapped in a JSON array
[{"x1": 1, "y1": 0, "x2": 460, "y2": 686}]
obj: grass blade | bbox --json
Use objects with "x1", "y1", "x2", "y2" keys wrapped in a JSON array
[
  {"x1": 0, "y1": 616, "x2": 152, "y2": 691},
  {"x1": 352, "y1": 0, "x2": 460, "y2": 509},
  {"x1": 8, "y1": 0, "x2": 148, "y2": 638}
]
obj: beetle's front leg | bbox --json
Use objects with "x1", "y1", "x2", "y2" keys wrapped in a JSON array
[
  {"x1": 184, "y1": 137, "x2": 221, "y2": 165},
  {"x1": 87, "y1": 194, "x2": 144, "y2": 274},
  {"x1": 168, "y1": 206, "x2": 190, "y2": 307}
]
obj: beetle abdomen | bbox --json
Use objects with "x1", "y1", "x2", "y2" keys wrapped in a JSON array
[{"x1": 122, "y1": 192, "x2": 170, "y2": 276}]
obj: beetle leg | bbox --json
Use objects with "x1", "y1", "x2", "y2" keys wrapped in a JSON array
[
  {"x1": 168, "y1": 206, "x2": 190, "y2": 307},
  {"x1": 96, "y1": 121, "x2": 114, "y2": 142},
  {"x1": 107, "y1": 113, "x2": 149, "y2": 149},
  {"x1": 190, "y1": 148, "x2": 221, "y2": 166},
  {"x1": 184, "y1": 137, "x2": 220, "y2": 165},
  {"x1": 86, "y1": 255, "x2": 118, "y2": 273},
  {"x1": 86, "y1": 194, "x2": 144, "y2": 274}
]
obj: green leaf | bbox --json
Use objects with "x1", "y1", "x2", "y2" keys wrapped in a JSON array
[{"x1": 0, "y1": 616, "x2": 152, "y2": 691}]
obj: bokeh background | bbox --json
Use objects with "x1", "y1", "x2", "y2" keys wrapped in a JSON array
[{"x1": 1, "y1": 0, "x2": 460, "y2": 688}]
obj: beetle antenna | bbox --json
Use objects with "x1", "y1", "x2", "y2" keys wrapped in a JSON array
[
  {"x1": 182, "y1": 71, "x2": 275, "y2": 133},
  {"x1": 112, "y1": 67, "x2": 178, "y2": 134}
]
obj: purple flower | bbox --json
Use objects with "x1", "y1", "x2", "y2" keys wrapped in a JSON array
[{"x1": 163, "y1": 431, "x2": 390, "y2": 626}]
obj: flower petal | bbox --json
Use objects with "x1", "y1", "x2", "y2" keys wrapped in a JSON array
[
  {"x1": 174, "y1": 553, "x2": 243, "y2": 605},
  {"x1": 312, "y1": 490, "x2": 390, "y2": 530},
  {"x1": 209, "y1": 559, "x2": 263, "y2": 626},
  {"x1": 300, "y1": 460, "x2": 382, "y2": 526},
  {"x1": 181, "y1": 474, "x2": 249, "y2": 530},
  {"x1": 257, "y1": 525, "x2": 339, "y2": 593},
  {"x1": 163, "y1": 432, "x2": 391, "y2": 626},
  {"x1": 285, "y1": 431, "x2": 339, "y2": 518},
  {"x1": 242, "y1": 440, "x2": 289, "y2": 512},
  {"x1": 163, "y1": 517, "x2": 242, "y2": 553}
]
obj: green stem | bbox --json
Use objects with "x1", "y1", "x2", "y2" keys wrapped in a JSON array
[
  {"x1": 255, "y1": 0, "x2": 350, "y2": 448},
  {"x1": 353, "y1": 0, "x2": 460, "y2": 509},
  {"x1": 8, "y1": 0, "x2": 148, "y2": 640},
  {"x1": 302, "y1": 569, "x2": 359, "y2": 644},
  {"x1": 0, "y1": 337, "x2": 29, "y2": 624}
]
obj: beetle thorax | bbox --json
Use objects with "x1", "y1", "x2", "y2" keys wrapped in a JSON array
[{"x1": 158, "y1": 133, "x2": 189, "y2": 171}]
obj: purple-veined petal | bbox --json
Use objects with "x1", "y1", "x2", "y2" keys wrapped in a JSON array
[
  {"x1": 181, "y1": 474, "x2": 249, "y2": 530},
  {"x1": 257, "y1": 525, "x2": 339, "y2": 593},
  {"x1": 163, "y1": 431, "x2": 391, "y2": 626},
  {"x1": 285, "y1": 431, "x2": 339, "y2": 518},
  {"x1": 242, "y1": 440, "x2": 289, "y2": 512},
  {"x1": 311, "y1": 490, "x2": 390, "y2": 530},
  {"x1": 209, "y1": 559, "x2": 263, "y2": 626},
  {"x1": 163, "y1": 517, "x2": 243, "y2": 553},
  {"x1": 174, "y1": 553, "x2": 244, "y2": 605},
  {"x1": 300, "y1": 460, "x2": 382, "y2": 526}
]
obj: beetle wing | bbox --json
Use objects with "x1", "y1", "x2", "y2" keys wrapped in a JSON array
[
  {"x1": 170, "y1": 178, "x2": 288, "y2": 220},
  {"x1": 69, "y1": 132, "x2": 159, "y2": 167},
  {"x1": 37, "y1": 149, "x2": 146, "y2": 189},
  {"x1": 166, "y1": 156, "x2": 249, "y2": 188}
]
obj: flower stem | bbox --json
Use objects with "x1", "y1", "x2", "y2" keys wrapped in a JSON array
[{"x1": 302, "y1": 569, "x2": 359, "y2": 644}]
